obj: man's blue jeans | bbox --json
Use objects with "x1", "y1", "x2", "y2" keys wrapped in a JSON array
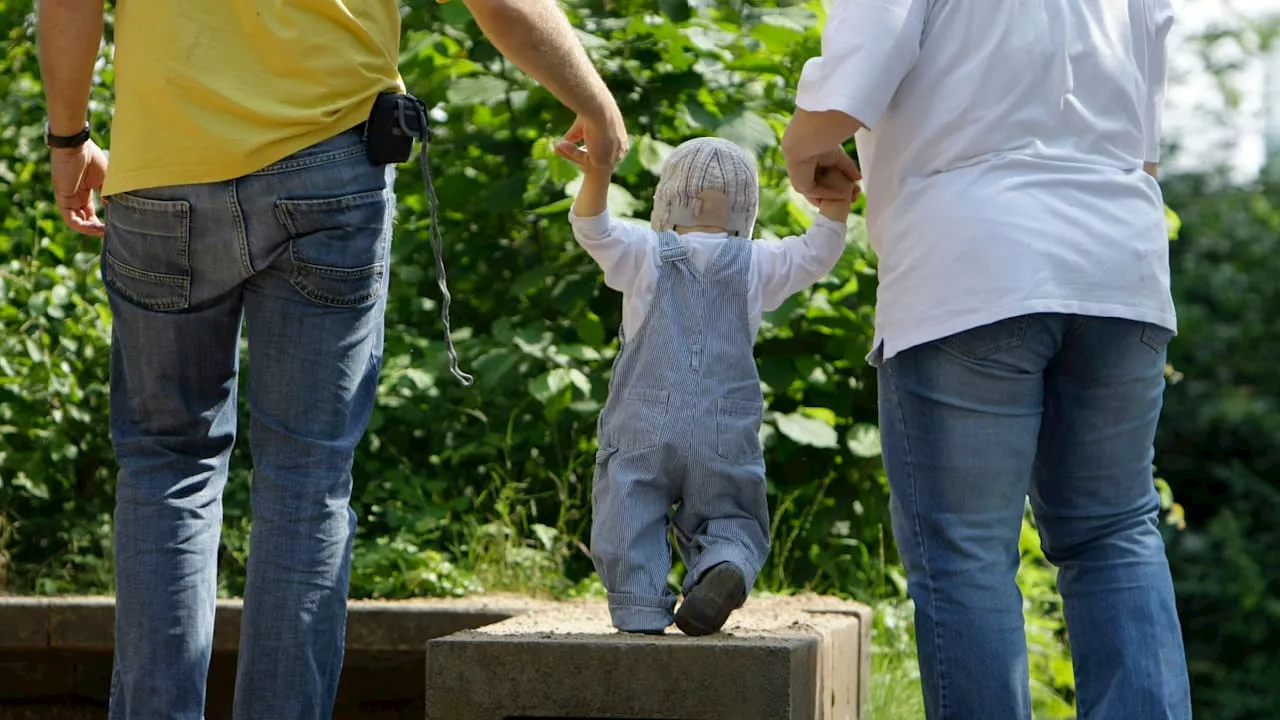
[
  {"x1": 102, "y1": 126, "x2": 393, "y2": 720},
  {"x1": 877, "y1": 314, "x2": 1192, "y2": 720}
]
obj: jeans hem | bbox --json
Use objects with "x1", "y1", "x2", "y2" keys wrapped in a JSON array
[{"x1": 607, "y1": 593, "x2": 676, "y2": 632}]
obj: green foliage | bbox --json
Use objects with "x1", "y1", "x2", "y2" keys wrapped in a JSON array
[
  {"x1": 1157, "y1": 171, "x2": 1280, "y2": 720},
  {"x1": 0, "y1": 0, "x2": 117, "y2": 594},
  {"x1": 26, "y1": 1, "x2": 1278, "y2": 716}
]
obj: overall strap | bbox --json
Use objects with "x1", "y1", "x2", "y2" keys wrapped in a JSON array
[{"x1": 658, "y1": 230, "x2": 690, "y2": 263}]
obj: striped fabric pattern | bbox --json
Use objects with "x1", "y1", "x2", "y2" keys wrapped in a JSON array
[{"x1": 591, "y1": 229, "x2": 771, "y2": 633}]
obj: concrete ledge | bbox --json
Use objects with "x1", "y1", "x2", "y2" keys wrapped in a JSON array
[
  {"x1": 0, "y1": 595, "x2": 551, "y2": 719},
  {"x1": 424, "y1": 594, "x2": 872, "y2": 720},
  {"x1": 0, "y1": 594, "x2": 548, "y2": 653}
]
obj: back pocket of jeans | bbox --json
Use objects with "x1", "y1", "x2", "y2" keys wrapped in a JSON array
[
  {"x1": 102, "y1": 193, "x2": 191, "y2": 312},
  {"x1": 1140, "y1": 324, "x2": 1174, "y2": 353},
  {"x1": 613, "y1": 388, "x2": 669, "y2": 452},
  {"x1": 716, "y1": 398, "x2": 764, "y2": 464},
  {"x1": 936, "y1": 316, "x2": 1029, "y2": 360},
  {"x1": 276, "y1": 189, "x2": 391, "y2": 307}
]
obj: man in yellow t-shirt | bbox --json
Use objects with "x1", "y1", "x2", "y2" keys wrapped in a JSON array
[{"x1": 36, "y1": 1, "x2": 625, "y2": 717}]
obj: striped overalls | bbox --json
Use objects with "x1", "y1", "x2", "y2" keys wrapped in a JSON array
[{"x1": 591, "y1": 230, "x2": 771, "y2": 632}]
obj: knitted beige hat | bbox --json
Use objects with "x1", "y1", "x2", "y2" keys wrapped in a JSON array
[{"x1": 651, "y1": 137, "x2": 759, "y2": 238}]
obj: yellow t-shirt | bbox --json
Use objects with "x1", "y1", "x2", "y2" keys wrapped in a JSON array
[{"x1": 103, "y1": 1, "x2": 404, "y2": 196}]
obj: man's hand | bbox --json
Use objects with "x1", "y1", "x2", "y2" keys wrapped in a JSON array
[
  {"x1": 781, "y1": 107, "x2": 864, "y2": 204},
  {"x1": 788, "y1": 147, "x2": 861, "y2": 204},
  {"x1": 460, "y1": 0, "x2": 628, "y2": 167},
  {"x1": 50, "y1": 140, "x2": 107, "y2": 237},
  {"x1": 556, "y1": 111, "x2": 629, "y2": 171}
]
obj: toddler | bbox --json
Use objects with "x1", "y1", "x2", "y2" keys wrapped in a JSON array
[{"x1": 559, "y1": 136, "x2": 855, "y2": 635}]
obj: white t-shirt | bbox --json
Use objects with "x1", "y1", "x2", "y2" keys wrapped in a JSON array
[
  {"x1": 796, "y1": 0, "x2": 1178, "y2": 363},
  {"x1": 568, "y1": 211, "x2": 847, "y2": 340}
]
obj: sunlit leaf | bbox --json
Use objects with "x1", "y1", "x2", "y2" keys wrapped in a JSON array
[{"x1": 772, "y1": 411, "x2": 838, "y2": 449}]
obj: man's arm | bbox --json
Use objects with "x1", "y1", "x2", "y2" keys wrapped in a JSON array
[
  {"x1": 38, "y1": 0, "x2": 108, "y2": 237},
  {"x1": 461, "y1": 0, "x2": 624, "y2": 167},
  {"x1": 782, "y1": 0, "x2": 927, "y2": 200},
  {"x1": 37, "y1": 0, "x2": 104, "y2": 136}
]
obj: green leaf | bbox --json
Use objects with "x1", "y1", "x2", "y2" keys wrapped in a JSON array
[
  {"x1": 684, "y1": 99, "x2": 721, "y2": 130},
  {"x1": 751, "y1": 18, "x2": 806, "y2": 53},
  {"x1": 846, "y1": 423, "x2": 882, "y2": 458},
  {"x1": 638, "y1": 135, "x2": 675, "y2": 175},
  {"x1": 565, "y1": 176, "x2": 641, "y2": 217},
  {"x1": 531, "y1": 523, "x2": 559, "y2": 552},
  {"x1": 576, "y1": 310, "x2": 605, "y2": 346},
  {"x1": 445, "y1": 75, "x2": 510, "y2": 106},
  {"x1": 530, "y1": 197, "x2": 574, "y2": 216},
  {"x1": 529, "y1": 367, "x2": 591, "y2": 403},
  {"x1": 716, "y1": 110, "x2": 775, "y2": 156},
  {"x1": 1165, "y1": 205, "x2": 1181, "y2": 240},
  {"x1": 773, "y1": 411, "x2": 838, "y2": 449},
  {"x1": 799, "y1": 406, "x2": 837, "y2": 426},
  {"x1": 659, "y1": 0, "x2": 692, "y2": 23}
]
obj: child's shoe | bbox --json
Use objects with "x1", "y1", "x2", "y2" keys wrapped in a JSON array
[{"x1": 675, "y1": 562, "x2": 746, "y2": 636}]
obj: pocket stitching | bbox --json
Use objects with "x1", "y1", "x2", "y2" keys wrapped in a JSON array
[
  {"x1": 715, "y1": 398, "x2": 763, "y2": 464},
  {"x1": 104, "y1": 251, "x2": 188, "y2": 287},
  {"x1": 1140, "y1": 324, "x2": 1173, "y2": 352},
  {"x1": 719, "y1": 397, "x2": 763, "y2": 416},
  {"x1": 937, "y1": 316, "x2": 1029, "y2": 360},
  {"x1": 293, "y1": 260, "x2": 384, "y2": 281},
  {"x1": 102, "y1": 198, "x2": 191, "y2": 311},
  {"x1": 276, "y1": 189, "x2": 390, "y2": 236},
  {"x1": 107, "y1": 194, "x2": 190, "y2": 238},
  {"x1": 613, "y1": 391, "x2": 669, "y2": 452},
  {"x1": 276, "y1": 190, "x2": 391, "y2": 307}
]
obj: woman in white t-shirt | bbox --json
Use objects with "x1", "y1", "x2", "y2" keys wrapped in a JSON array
[{"x1": 782, "y1": 1, "x2": 1191, "y2": 718}]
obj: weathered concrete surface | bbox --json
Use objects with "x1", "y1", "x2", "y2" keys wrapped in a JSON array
[
  {"x1": 0, "y1": 594, "x2": 548, "y2": 652},
  {"x1": 424, "y1": 594, "x2": 872, "y2": 720},
  {"x1": 0, "y1": 595, "x2": 551, "y2": 719}
]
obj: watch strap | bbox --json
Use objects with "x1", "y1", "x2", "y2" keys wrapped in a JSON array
[{"x1": 45, "y1": 122, "x2": 92, "y2": 150}]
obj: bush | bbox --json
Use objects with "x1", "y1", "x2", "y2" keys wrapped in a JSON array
[
  {"x1": 1, "y1": 0, "x2": 1164, "y2": 713},
  {"x1": 1157, "y1": 171, "x2": 1280, "y2": 720}
]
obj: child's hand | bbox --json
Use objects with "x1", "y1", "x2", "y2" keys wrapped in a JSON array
[
  {"x1": 555, "y1": 120, "x2": 621, "y2": 179},
  {"x1": 813, "y1": 167, "x2": 858, "y2": 223},
  {"x1": 555, "y1": 124, "x2": 617, "y2": 218}
]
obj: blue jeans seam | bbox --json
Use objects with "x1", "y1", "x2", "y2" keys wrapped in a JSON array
[
  {"x1": 228, "y1": 181, "x2": 254, "y2": 277},
  {"x1": 250, "y1": 143, "x2": 367, "y2": 176},
  {"x1": 886, "y1": 359, "x2": 949, "y2": 717}
]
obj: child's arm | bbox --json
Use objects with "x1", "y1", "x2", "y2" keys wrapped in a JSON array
[
  {"x1": 755, "y1": 171, "x2": 857, "y2": 311},
  {"x1": 569, "y1": 207, "x2": 656, "y2": 294},
  {"x1": 754, "y1": 218, "x2": 848, "y2": 313},
  {"x1": 573, "y1": 167, "x2": 611, "y2": 219},
  {"x1": 561, "y1": 153, "x2": 655, "y2": 295}
]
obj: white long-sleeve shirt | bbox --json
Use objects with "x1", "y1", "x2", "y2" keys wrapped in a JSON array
[
  {"x1": 797, "y1": 0, "x2": 1177, "y2": 362},
  {"x1": 569, "y1": 211, "x2": 847, "y2": 340}
]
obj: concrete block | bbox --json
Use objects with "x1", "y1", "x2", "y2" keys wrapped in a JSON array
[
  {"x1": 5, "y1": 594, "x2": 548, "y2": 653},
  {"x1": 1, "y1": 593, "x2": 551, "y2": 718},
  {"x1": 0, "y1": 651, "x2": 75, "y2": 700},
  {"x1": 0, "y1": 597, "x2": 48, "y2": 650},
  {"x1": 0, "y1": 706, "x2": 106, "y2": 720},
  {"x1": 47, "y1": 597, "x2": 114, "y2": 651},
  {"x1": 343, "y1": 596, "x2": 547, "y2": 652},
  {"x1": 424, "y1": 594, "x2": 872, "y2": 720}
]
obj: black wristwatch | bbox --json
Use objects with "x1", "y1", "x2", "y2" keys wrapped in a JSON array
[{"x1": 45, "y1": 121, "x2": 92, "y2": 150}]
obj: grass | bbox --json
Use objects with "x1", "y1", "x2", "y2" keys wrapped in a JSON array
[{"x1": 867, "y1": 598, "x2": 926, "y2": 719}]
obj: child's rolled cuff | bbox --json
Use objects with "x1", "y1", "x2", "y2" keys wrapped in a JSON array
[{"x1": 607, "y1": 591, "x2": 677, "y2": 633}]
